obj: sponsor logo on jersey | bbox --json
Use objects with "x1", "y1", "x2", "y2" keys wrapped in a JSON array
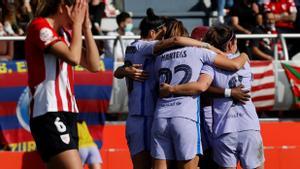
[
  {"x1": 39, "y1": 27, "x2": 54, "y2": 42},
  {"x1": 160, "y1": 101, "x2": 182, "y2": 107}
]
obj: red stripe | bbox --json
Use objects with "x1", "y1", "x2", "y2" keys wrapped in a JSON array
[
  {"x1": 251, "y1": 82, "x2": 275, "y2": 91},
  {"x1": 66, "y1": 87, "x2": 72, "y2": 112},
  {"x1": 283, "y1": 65, "x2": 300, "y2": 84},
  {"x1": 253, "y1": 70, "x2": 274, "y2": 79},
  {"x1": 0, "y1": 73, "x2": 28, "y2": 87},
  {"x1": 55, "y1": 60, "x2": 63, "y2": 111},
  {"x1": 76, "y1": 100, "x2": 109, "y2": 113},
  {"x1": 250, "y1": 61, "x2": 272, "y2": 67},
  {"x1": 66, "y1": 65, "x2": 73, "y2": 112},
  {"x1": 256, "y1": 106, "x2": 273, "y2": 111},
  {"x1": 0, "y1": 70, "x2": 113, "y2": 87},
  {"x1": 0, "y1": 102, "x2": 17, "y2": 116},
  {"x1": 69, "y1": 65, "x2": 75, "y2": 94},
  {"x1": 0, "y1": 129, "x2": 33, "y2": 144},
  {"x1": 252, "y1": 95, "x2": 275, "y2": 102},
  {"x1": 88, "y1": 125, "x2": 104, "y2": 141},
  {"x1": 74, "y1": 71, "x2": 113, "y2": 86}
]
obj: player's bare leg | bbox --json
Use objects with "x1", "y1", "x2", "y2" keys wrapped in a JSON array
[
  {"x1": 255, "y1": 163, "x2": 264, "y2": 169},
  {"x1": 177, "y1": 155, "x2": 199, "y2": 169},
  {"x1": 47, "y1": 149, "x2": 83, "y2": 169},
  {"x1": 88, "y1": 163, "x2": 102, "y2": 169},
  {"x1": 153, "y1": 159, "x2": 174, "y2": 169},
  {"x1": 132, "y1": 150, "x2": 152, "y2": 169}
]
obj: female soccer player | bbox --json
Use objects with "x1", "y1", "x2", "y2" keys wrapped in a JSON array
[
  {"x1": 114, "y1": 9, "x2": 223, "y2": 169},
  {"x1": 159, "y1": 24, "x2": 264, "y2": 169},
  {"x1": 152, "y1": 21, "x2": 248, "y2": 169},
  {"x1": 201, "y1": 24, "x2": 264, "y2": 169},
  {"x1": 25, "y1": 0, "x2": 100, "y2": 169}
]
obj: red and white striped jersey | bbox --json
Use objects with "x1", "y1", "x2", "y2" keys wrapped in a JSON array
[{"x1": 25, "y1": 17, "x2": 78, "y2": 118}]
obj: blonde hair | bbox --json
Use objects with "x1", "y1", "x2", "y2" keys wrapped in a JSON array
[{"x1": 164, "y1": 20, "x2": 188, "y2": 39}]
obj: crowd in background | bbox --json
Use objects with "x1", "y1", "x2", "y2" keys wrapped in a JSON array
[
  {"x1": 218, "y1": 0, "x2": 300, "y2": 60},
  {"x1": 1, "y1": 0, "x2": 300, "y2": 61}
]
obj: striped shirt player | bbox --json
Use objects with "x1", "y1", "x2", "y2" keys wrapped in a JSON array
[
  {"x1": 25, "y1": 17, "x2": 79, "y2": 162},
  {"x1": 201, "y1": 54, "x2": 264, "y2": 169},
  {"x1": 151, "y1": 46, "x2": 216, "y2": 161},
  {"x1": 124, "y1": 40, "x2": 158, "y2": 156},
  {"x1": 26, "y1": 18, "x2": 79, "y2": 117}
]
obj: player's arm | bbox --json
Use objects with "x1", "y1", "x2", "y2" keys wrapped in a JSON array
[
  {"x1": 80, "y1": 6, "x2": 101, "y2": 72},
  {"x1": 114, "y1": 64, "x2": 149, "y2": 81},
  {"x1": 205, "y1": 85, "x2": 250, "y2": 103},
  {"x1": 153, "y1": 37, "x2": 223, "y2": 55},
  {"x1": 48, "y1": 0, "x2": 86, "y2": 66},
  {"x1": 213, "y1": 52, "x2": 249, "y2": 71},
  {"x1": 159, "y1": 73, "x2": 213, "y2": 97}
]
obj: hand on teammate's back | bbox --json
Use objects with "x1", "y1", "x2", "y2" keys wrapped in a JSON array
[
  {"x1": 125, "y1": 64, "x2": 149, "y2": 82},
  {"x1": 66, "y1": 0, "x2": 87, "y2": 26},
  {"x1": 241, "y1": 52, "x2": 250, "y2": 62},
  {"x1": 231, "y1": 84, "x2": 250, "y2": 104},
  {"x1": 159, "y1": 83, "x2": 172, "y2": 98}
]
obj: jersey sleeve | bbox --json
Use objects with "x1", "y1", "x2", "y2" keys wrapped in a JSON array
[
  {"x1": 201, "y1": 64, "x2": 215, "y2": 80},
  {"x1": 200, "y1": 48, "x2": 217, "y2": 65},
  {"x1": 30, "y1": 20, "x2": 61, "y2": 51}
]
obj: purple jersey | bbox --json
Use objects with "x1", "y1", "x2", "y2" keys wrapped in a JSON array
[
  {"x1": 201, "y1": 54, "x2": 260, "y2": 137},
  {"x1": 155, "y1": 47, "x2": 216, "y2": 122},
  {"x1": 124, "y1": 40, "x2": 158, "y2": 116}
]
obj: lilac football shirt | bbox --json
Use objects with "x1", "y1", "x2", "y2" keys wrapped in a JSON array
[
  {"x1": 201, "y1": 54, "x2": 260, "y2": 138},
  {"x1": 155, "y1": 47, "x2": 216, "y2": 122},
  {"x1": 124, "y1": 40, "x2": 158, "y2": 116}
]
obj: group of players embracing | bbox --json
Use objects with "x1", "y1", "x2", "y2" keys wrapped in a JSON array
[{"x1": 115, "y1": 8, "x2": 265, "y2": 169}]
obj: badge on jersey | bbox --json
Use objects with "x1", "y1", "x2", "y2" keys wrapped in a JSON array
[
  {"x1": 60, "y1": 133, "x2": 70, "y2": 144},
  {"x1": 39, "y1": 27, "x2": 57, "y2": 45}
]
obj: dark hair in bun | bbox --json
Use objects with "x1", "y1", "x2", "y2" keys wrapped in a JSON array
[{"x1": 139, "y1": 8, "x2": 165, "y2": 38}]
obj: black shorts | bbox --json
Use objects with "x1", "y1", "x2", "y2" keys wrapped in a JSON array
[{"x1": 30, "y1": 112, "x2": 79, "y2": 162}]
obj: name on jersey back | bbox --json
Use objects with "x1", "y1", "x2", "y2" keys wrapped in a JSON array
[{"x1": 161, "y1": 50, "x2": 187, "y2": 61}]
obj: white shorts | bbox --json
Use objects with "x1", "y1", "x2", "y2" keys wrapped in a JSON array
[
  {"x1": 151, "y1": 117, "x2": 202, "y2": 161},
  {"x1": 79, "y1": 145, "x2": 102, "y2": 165},
  {"x1": 125, "y1": 116, "x2": 153, "y2": 156},
  {"x1": 213, "y1": 130, "x2": 265, "y2": 169}
]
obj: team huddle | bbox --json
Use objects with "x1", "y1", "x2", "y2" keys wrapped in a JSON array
[{"x1": 115, "y1": 9, "x2": 265, "y2": 169}]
